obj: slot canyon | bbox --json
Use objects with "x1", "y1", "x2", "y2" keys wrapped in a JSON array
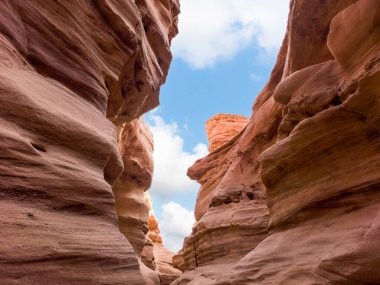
[{"x1": 0, "y1": 0, "x2": 379, "y2": 284}]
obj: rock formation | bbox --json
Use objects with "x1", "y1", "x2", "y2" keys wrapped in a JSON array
[
  {"x1": 142, "y1": 193, "x2": 182, "y2": 285},
  {"x1": 173, "y1": 0, "x2": 380, "y2": 284},
  {"x1": 0, "y1": 0, "x2": 179, "y2": 284},
  {"x1": 2, "y1": 0, "x2": 380, "y2": 284},
  {"x1": 206, "y1": 114, "x2": 249, "y2": 152},
  {"x1": 173, "y1": 109, "x2": 270, "y2": 279}
]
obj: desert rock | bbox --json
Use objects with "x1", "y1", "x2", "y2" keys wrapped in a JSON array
[
  {"x1": 0, "y1": 0, "x2": 179, "y2": 284},
  {"x1": 142, "y1": 193, "x2": 182, "y2": 284},
  {"x1": 206, "y1": 114, "x2": 249, "y2": 152},
  {"x1": 173, "y1": 0, "x2": 380, "y2": 284}
]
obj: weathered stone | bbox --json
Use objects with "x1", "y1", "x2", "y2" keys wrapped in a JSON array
[
  {"x1": 174, "y1": 1, "x2": 380, "y2": 284},
  {"x1": 0, "y1": 0, "x2": 179, "y2": 283}
]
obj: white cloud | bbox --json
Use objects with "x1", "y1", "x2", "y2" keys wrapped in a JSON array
[
  {"x1": 249, "y1": 73, "x2": 262, "y2": 81},
  {"x1": 159, "y1": 202, "x2": 195, "y2": 252},
  {"x1": 147, "y1": 114, "x2": 208, "y2": 197},
  {"x1": 172, "y1": 0, "x2": 290, "y2": 69}
]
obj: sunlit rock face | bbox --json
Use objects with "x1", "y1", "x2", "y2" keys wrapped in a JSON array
[
  {"x1": 115, "y1": 118, "x2": 154, "y2": 257},
  {"x1": 0, "y1": 0, "x2": 178, "y2": 284},
  {"x1": 173, "y1": 110, "x2": 270, "y2": 276},
  {"x1": 174, "y1": 0, "x2": 380, "y2": 284},
  {"x1": 206, "y1": 114, "x2": 249, "y2": 152}
]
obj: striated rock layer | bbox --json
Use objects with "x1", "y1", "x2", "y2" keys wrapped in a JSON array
[
  {"x1": 173, "y1": 108, "x2": 270, "y2": 280},
  {"x1": 0, "y1": 0, "x2": 178, "y2": 284},
  {"x1": 174, "y1": 0, "x2": 380, "y2": 284}
]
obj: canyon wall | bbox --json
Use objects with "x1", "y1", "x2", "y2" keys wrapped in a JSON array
[
  {"x1": 174, "y1": 0, "x2": 380, "y2": 284},
  {"x1": 0, "y1": 0, "x2": 179, "y2": 284}
]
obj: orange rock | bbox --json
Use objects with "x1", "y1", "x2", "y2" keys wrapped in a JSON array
[
  {"x1": 145, "y1": 193, "x2": 164, "y2": 245},
  {"x1": 206, "y1": 114, "x2": 249, "y2": 152}
]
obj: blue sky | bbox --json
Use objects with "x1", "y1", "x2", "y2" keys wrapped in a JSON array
[
  {"x1": 156, "y1": 45, "x2": 277, "y2": 149},
  {"x1": 145, "y1": 0, "x2": 289, "y2": 251}
]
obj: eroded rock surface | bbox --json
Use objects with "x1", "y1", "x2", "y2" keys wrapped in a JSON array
[
  {"x1": 174, "y1": 0, "x2": 380, "y2": 284},
  {"x1": 206, "y1": 114, "x2": 249, "y2": 152},
  {"x1": 173, "y1": 110, "x2": 270, "y2": 280},
  {"x1": 0, "y1": 0, "x2": 178, "y2": 284}
]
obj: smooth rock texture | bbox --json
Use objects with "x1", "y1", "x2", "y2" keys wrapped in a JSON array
[
  {"x1": 114, "y1": 118, "x2": 154, "y2": 256},
  {"x1": 173, "y1": 0, "x2": 380, "y2": 284},
  {"x1": 0, "y1": 0, "x2": 178, "y2": 284}
]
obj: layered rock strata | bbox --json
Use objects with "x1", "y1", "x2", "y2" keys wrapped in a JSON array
[
  {"x1": 0, "y1": 0, "x2": 179, "y2": 284},
  {"x1": 172, "y1": 111, "x2": 270, "y2": 277},
  {"x1": 174, "y1": 0, "x2": 380, "y2": 284}
]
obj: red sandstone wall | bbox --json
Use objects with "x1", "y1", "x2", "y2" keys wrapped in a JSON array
[{"x1": 174, "y1": 1, "x2": 380, "y2": 284}]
